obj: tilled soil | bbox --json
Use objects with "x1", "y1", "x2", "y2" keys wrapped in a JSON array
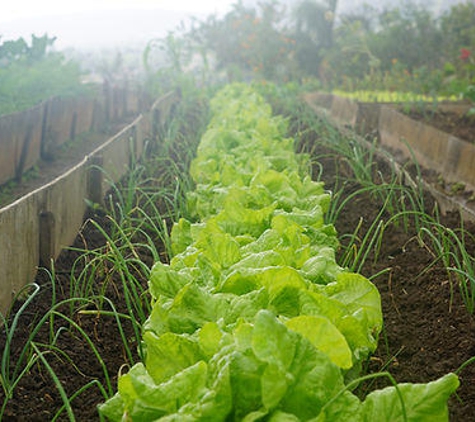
[
  {"x1": 1, "y1": 102, "x2": 475, "y2": 421},
  {"x1": 299, "y1": 130, "x2": 475, "y2": 421},
  {"x1": 335, "y1": 185, "x2": 475, "y2": 421}
]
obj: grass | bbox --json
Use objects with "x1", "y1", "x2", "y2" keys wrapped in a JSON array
[
  {"x1": 417, "y1": 214, "x2": 475, "y2": 314},
  {"x1": 0, "y1": 284, "x2": 41, "y2": 417}
]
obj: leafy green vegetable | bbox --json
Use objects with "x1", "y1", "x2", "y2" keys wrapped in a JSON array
[
  {"x1": 361, "y1": 373, "x2": 459, "y2": 421},
  {"x1": 99, "y1": 83, "x2": 458, "y2": 421},
  {"x1": 285, "y1": 315, "x2": 353, "y2": 369}
]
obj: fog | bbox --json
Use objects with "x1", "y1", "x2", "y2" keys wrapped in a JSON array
[
  {"x1": 0, "y1": 1, "x2": 234, "y2": 50},
  {"x1": 0, "y1": 0, "x2": 462, "y2": 51},
  {"x1": 1, "y1": 9, "x2": 200, "y2": 50}
]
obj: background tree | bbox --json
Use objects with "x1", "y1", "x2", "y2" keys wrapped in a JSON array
[
  {"x1": 292, "y1": 0, "x2": 338, "y2": 77},
  {"x1": 190, "y1": 0, "x2": 294, "y2": 81},
  {"x1": 0, "y1": 34, "x2": 85, "y2": 115},
  {"x1": 368, "y1": 4, "x2": 442, "y2": 72}
]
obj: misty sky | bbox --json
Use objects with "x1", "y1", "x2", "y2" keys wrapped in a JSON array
[
  {"x1": 0, "y1": 0, "x2": 234, "y2": 22},
  {"x1": 0, "y1": 0, "x2": 462, "y2": 50},
  {"x1": 0, "y1": 0, "x2": 237, "y2": 49}
]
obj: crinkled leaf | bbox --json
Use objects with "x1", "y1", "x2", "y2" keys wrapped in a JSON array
[
  {"x1": 195, "y1": 222, "x2": 242, "y2": 269},
  {"x1": 198, "y1": 322, "x2": 223, "y2": 359},
  {"x1": 98, "y1": 392, "x2": 125, "y2": 421},
  {"x1": 285, "y1": 315, "x2": 353, "y2": 369},
  {"x1": 111, "y1": 362, "x2": 208, "y2": 420},
  {"x1": 300, "y1": 247, "x2": 341, "y2": 285},
  {"x1": 143, "y1": 331, "x2": 203, "y2": 384},
  {"x1": 170, "y1": 218, "x2": 193, "y2": 256},
  {"x1": 324, "y1": 272, "x2": 382, "y2": 333},
  {"x1": 149, "y1": 261, "x2": 192, "y2": 300},
  {"x1": 300, "y1": 290, "x2": 377, "y2": 361},
  {"x1": 166, "y1": 283, "x2": 223, "y2": 334}
]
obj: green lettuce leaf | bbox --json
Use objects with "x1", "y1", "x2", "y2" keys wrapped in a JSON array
[
  {"x1": 251, "y1": 311, "x2": 350, "y2": 419},
  {"x1": 361, "y1": 373, "x2": 459, "y2": 421},
  {"x1": 149, "y1": 261, "x2": 193, "y2": 300},
  {"x1": 143, "y1": 331, "x2": 203, "y2": 383},
  {"x1": 285, "y1": 315, "x2": 353, "y2": 369},
  {"x1": 324, "y1": 272, "x2": 383, "y2": 335}
]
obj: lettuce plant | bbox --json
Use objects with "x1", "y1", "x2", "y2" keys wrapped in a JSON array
[{"x1": 99, "y1": 83, "x2": 458, "y2": 421}]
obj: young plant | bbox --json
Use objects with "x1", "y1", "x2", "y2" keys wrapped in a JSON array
[{"x1": 418, "y1": 217, "x2": 475, "y2": 314}]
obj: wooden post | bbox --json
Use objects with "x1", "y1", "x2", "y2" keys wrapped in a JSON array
[
  {"x1": 88, "y1": 155, "x2": 104, "y2": 206},
  {"x1": 70, "y1": 111, "x2": 78, "y2": 141},
  {"x1": 153, "y1": 108, "x2": 161, "y2": 141},
  {"x1": 39, "y1": 211, "x2": 55, "y2": 269},
  {"x1": 16, "y1": 123, "x2": 34, "y2": 182}
]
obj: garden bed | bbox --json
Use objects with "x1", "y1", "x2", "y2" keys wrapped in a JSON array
[
  {"x1": 1, "y1": 89, "x2": 474, "y2": 420},
  {"x1": 0, "y1": 91, "x2": 204, "y2": 420},
  {"x1": 297, "y1": 133, "x2": 475, "y2": 422},
  {"x1": 287, "y1": 93, "x2": 475, "y2": 420},
  {"x1": 305, "y1": 93, "x2": 475, "y2": 220}
]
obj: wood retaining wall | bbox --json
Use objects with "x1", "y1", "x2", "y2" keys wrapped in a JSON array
[
  {"x1": 0, "y1": 84, "x2": 148, "y2": 186},
  {"x1": 305, "y1": 93, "x2": 475, "y2": 191},
  {"x1": 0, "y1": 91, "x2": 178, "y2": 315},
  {"x1": 304, "y1": 92, "x2": 475, "y2": 222}
]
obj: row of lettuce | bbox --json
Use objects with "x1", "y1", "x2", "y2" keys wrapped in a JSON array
[{"x1": 100, "y1": 84, "x2": 458, "y2": 421}]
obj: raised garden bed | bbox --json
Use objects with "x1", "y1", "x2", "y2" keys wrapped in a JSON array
[
  {"x1": 1, "y1": 86, "x2": 474, "y2": 420},
  {"x1": 0, "y1": 91, "x2": 207, "y2": 421},
  {"x1": 304, "y1": 93, "x2": 475, "y2": 222},
  {"x1": 288, "y1": 106, "x2": 475, "y2": 421}
]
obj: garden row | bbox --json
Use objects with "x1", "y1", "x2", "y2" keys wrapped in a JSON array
[
  {"x1": 100, "y1": 84, "x2": 458, "y2": 420},
  {"x1": 0, "y1": 91, "x2": 178, "y2": 315},
  {"x1": 0, "y1": 82, "x2": 147, "y2": 187},
  {"x1": 305, "y1": 93, "x2": 475, "y2": 221}
]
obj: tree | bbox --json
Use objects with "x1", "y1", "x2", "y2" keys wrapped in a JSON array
[
  {"x1": 0, "y1": 34, "x2": 56, "y2": 67},
  {"x1": 292, "y1": 0, "x2": 338, "y2": 76},
  {"x1": 189, "y1": 0, "x2": 294, "y2": 81},
  {"x1": 441, "y1": 1, "x2": 475, "y2": 60}
]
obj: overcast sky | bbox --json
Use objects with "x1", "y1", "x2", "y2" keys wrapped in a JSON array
[
  {"x1": 0, "y1": 0, "x2": 238, "y2": 49},
  {"x1": 0, "y1": 0, "x2": 234, "y2": 22},
  {"x1": 0, "y1": 0, "x2": 463, "y2": 50}
]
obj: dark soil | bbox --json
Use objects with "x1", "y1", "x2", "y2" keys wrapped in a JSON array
[
  {"x1": 0, "y1": 208, "x2": 146, "y2": 421},
  {"x1": 1, "y1": 98, "x2": 475, "y2": 421},
  {"x1": 335, "y1": 181, "x2": 475, "y2": 421},
  {"x1": 294, "y1": 115, "x2": 475, "y2": 421}
]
